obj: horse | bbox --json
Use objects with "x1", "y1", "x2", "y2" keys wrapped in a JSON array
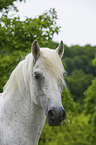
[{"x1": 0, "y1": 40, "x2": 66, "y2": 145}]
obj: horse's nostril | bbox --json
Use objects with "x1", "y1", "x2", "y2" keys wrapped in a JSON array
[
  {"x1": 48, "y1": 110, "x2": 55, "y2": 120},
  {"x1": 48, "y1": 107, "x2": 66, "y2": 126},
  {"x1": 48, "y1": 107, "x2": 66, "y2": 122}
]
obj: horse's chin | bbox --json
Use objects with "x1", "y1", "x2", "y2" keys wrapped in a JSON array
[
  {"x1": 47, "y1": 119, "x2": 62, "y2": 126},
  {"x1": 49, "y1": 122, "x2": 61, "y2": 126}
]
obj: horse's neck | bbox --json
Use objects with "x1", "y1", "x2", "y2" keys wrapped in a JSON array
[
  {"x1": 0, "y1": 83, "x2": 45, "y2": 145},
  {"x1": 0, "y1": 56, "x2": 46, "y2": 144}
]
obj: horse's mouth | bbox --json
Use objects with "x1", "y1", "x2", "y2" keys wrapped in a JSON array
[
  {"x1": 47, "y1": 117, "x2": 62, "y2": 126},
  {"x1": 48, "y1": 121, "x2": 62, "y2": 126}
]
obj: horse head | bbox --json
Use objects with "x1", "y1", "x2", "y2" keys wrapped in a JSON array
[{"x1": 31, "y1": 40, "x2": 66, "y2": 126}]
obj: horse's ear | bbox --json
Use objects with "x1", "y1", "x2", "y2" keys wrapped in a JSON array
[
  {"x1": 31, "y1": 40, "x2": 40, "y2": 59},
  {"x1": 56, "y1": 41, "x2": 64, "y2": 58}
]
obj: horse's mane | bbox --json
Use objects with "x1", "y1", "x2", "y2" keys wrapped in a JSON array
[
  {"x1": 3, "y1": 54, "x2": 33, "y2": 94},
  {"x1": 3, "y1": 48, "x2": 66, "y2": 94}
]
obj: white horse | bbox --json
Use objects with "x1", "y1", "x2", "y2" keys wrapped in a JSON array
[{"x1": 0, "y1": 40, "x2": 66, "y2": 145}]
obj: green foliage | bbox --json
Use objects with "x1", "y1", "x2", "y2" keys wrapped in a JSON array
[
  {"x1": 92, "y1": 47, "x2": 96, "y2": 66},
  {"x1": 0, "y1": 0, "x2": 25, "y2": 12},
  {"x1": 69, "y1": 70, "x2": 94, "y2": 102},
  {"x1": 84, "y1": 78, "x2": 96, "y2": 126},
  {"x1": 92, "y1": 54, "x2": 96, "y2": 66},
  {"x1": 61, "y1": 88, "x2": 79, "y2": 119},
  {"x1": 0, "y1": 51, "x2": 26, "y2": 92},
  {"x1": 64, "y1": 45, "x2": 95, "y2": 76},
  {"x1": 64, "y1": 44, "x2": 95, "y2": 102},
  {"x1": 92, "y1": 58, "x2": 96, "y2": 66},
  {"x1": 39, "y1": 114, "x2": 96, "y2": 145},
  {"x1": 0, "y1": 8, "x2": 60, "y2": 56}
]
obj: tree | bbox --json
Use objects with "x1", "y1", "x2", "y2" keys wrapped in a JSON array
[
  {"x1": 0, "y1": 0, "x2": 25, "y2": 12},
  {"x1": 92, "y1": 47, "x2": 96, "y2": 67},
  {"x1": 0, "y1": 51, "x2": 26, "y2": 92},
  {"x1": 84, "y1": 78, "x2": 96, "y2": 125},
  {"x1": 84, "y1": 78, "x2": 96, "y2": 144},
  {"x1": 83, "y1": 51, "x2": 96, "y2": 144},
  {"x1": 63, "y1": 45, "x2": 95, "y2": 76},
  {"x1": 69, "y1": 70, "x2": 94, "y2": 102},
  {"x1": 0, "y1": 8, "x2": 60, "y2": 56},
  {"x1": 84, "y1": 50, "x2": 96, "y2": 126}
]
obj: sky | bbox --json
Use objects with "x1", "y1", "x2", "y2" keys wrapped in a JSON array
[{"x1": 13, "y1": 0, "x2": 96, "y2": 46}]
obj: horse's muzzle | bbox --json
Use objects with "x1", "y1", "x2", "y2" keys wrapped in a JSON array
[{"x1": 47, "y1": 107, "x2": 66, "y2": 126}]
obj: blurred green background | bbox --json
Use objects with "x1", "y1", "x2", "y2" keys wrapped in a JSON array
[{"x1": 0, "y1": 0, "x2": 96, "y2": 145}]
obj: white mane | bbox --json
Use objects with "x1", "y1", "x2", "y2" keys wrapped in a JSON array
[
  {"x1": 3, "y1": 54, "x2": 33, "y2": 94},
  {"x1": 3, "y1": 48, "x2": 66, "y2": 94}
]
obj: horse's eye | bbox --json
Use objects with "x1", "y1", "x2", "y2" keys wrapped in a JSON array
[
  {"x1": 34, "y1": 72, "x2": 44, "y2": 80},
  {"x1": 34, "y1": 72, "x2": 40, "y2": 80}
]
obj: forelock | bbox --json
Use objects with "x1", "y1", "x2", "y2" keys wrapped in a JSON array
[{"x1": 39, "y1": 48, "x2": 66, "y2": 86}]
